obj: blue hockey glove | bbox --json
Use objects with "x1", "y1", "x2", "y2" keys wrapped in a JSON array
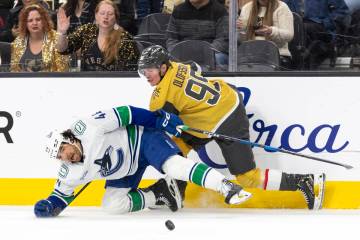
[
  {"x1": 34, "y1": 195, "x2": 68, "y2": 217},
  {"x1": 34, "y1": 199, "x2": 57, "y2": 217},
  {"x1": 155, "y1": 110, "x2": 183, "y2": 137}
]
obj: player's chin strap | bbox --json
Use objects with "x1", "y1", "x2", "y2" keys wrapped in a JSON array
[{"x1": 177, "y1": 125, "x2": 353, "y2": 169}]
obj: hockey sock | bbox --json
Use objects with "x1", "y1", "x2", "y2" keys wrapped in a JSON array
[
  {"x1": 162, "y1": 155, "x2": 225, "y2": 192},
  {"x1": 127, "y1": 189, "x2": 155, "y2": 212},
  {"x1": 263, "y1": 169, "x2": 283, "y2": 190},
  {"x1": 263, "y1": 169, "x2": 307, "y2": 191}
]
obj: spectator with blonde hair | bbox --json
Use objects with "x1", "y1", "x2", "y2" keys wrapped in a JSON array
[
  {"x1": 237, "y1": 0, "x2": 294, "y2": 69},
  {"x1": 56, "y1": 0, "x2": 139, "y2": 71},
  {"x1": 10, "y1": 4, "x2": 69, "y2": 72}
]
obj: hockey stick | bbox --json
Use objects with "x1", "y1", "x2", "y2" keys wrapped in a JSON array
[
  {"x1": 178, "y1": 125, "x2": 353, "y2": 170},
  {"x1": 48, "y1": 182, "x2": 91, "y2": 217},
  {"x1": 73, "y1": 181, "x2": 91, "y2": 200},
  {"x1": 70, "y1": 181, "x2": 92, "y2": 204}
]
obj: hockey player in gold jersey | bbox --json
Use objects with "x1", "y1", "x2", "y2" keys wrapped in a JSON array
[{"x1": 138, "y1": 45, "x2": 325, "y2": 210}]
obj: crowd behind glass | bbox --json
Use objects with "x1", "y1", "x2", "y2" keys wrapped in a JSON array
[{"x1": 0, "y1": 0, "x2": 359, "y2": 73}]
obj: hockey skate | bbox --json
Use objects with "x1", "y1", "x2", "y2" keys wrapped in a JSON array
[
  {"x1": 297, "y1": 173, "x2": 325, "y2": 210},
  {"x1": 220, "y1": 179, "x2": 252, "y2": 205},
  {"x1": 143, "y1": 178, "x2": 186, "y2": 210},
  {"x1": 144, "y1": 176, "x2": 182, "y2": 212}
]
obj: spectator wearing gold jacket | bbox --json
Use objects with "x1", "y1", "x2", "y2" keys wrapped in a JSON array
[{"x1": 10, "y1": 4, "x2": 69, "y2": 72}]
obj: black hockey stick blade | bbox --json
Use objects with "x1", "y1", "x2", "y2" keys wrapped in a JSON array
[{"x1": 179, "y1": 125, "x2": 353, "y2": 170}]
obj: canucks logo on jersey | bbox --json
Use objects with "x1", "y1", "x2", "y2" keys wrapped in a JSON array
[{"x1": 94, "y1": 146, "x2": 124, "y2": 177}]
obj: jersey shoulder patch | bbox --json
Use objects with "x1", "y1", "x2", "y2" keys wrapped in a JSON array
[
  {"x1": 59, "y1": 163, "x2": 69, "y2": 178},
  {"x1": 73, "y1": 120, "x2": 87, "y2": 135}
]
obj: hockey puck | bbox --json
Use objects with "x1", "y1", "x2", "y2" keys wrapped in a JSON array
[{"x1": 165, "y1": 220, "x2": 175, "y2": 231}]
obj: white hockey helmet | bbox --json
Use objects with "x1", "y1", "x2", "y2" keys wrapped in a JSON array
[{"x1": 45, "y1": 130, "x2": 70, "y2": 159}]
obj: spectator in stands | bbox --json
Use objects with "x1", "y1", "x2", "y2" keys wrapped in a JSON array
[
  {"x1": 59, "y1": 0, "x2": 98, "y2": 71},
  {"x1": 56, "y1": 0, "x2": 139, "y2": 71},
  {"x1": 10, "y1": 4, "x2": 69, "y2": 72},
  {"x1": 166, "y1": 0, "x2": 229, "y2": 71},
  {"x1": 60, "y1": 0, "x2": 97, "y2": 34},
  {"x1": 0, "y1": 0, "x2": 50, "y2": 42},
  {"x1": 237, "y1": 0, "x2": 294, "y2": 69},
  {"x1": 283, "y1": 0, "x2": 350, "y2": 69}
]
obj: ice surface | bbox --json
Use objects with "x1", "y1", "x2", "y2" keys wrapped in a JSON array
[{"x1": 1, "y1": 206, "x2": 359, "y2": 240}]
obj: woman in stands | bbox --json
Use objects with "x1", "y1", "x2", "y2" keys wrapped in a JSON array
[
  {"x1": 10, "y1": 4, "x2": 69, "y2": 72},
  {"x1": 237, "y1": 0, "x2": 294, "y2": 69},
  {"x1": 56, "y1": 0, "x2": 139, "y2": 71},
  {"x1": 0, "y1": 0, "x2": 52, "y2": 43}
]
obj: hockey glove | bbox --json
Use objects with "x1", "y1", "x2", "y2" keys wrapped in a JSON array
[
  {"x1": 34, "y1": 195, "x2": 68, "y2": 217},
  {"x1": 155, "y1": 110, "x2": 183, "y2": 137},
  {"x1": 34, "y1": 200, "x2": 57, "y2": 217}
]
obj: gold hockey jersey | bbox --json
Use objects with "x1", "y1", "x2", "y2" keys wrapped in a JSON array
[{"x1": 150, "y1": 61, "x2": 240, "y2": 138}]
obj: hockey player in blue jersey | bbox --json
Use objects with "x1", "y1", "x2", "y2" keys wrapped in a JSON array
[{"x1": 34, "y1": 106, "x2": 252, "y2": 217}]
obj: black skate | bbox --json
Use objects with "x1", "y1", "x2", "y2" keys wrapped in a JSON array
[
  {"x1": 143, "y1": 178, "x2": 187, "y2": 210},
  {"x1": 297, "y1": 173, "x2": 325, "y2": 210},
  {"x1": 220, "y1": 179, "x2": 252, "y2": 205},
  {"x1": 143, "y1": 176, "x2": 182, "y2": 212}
]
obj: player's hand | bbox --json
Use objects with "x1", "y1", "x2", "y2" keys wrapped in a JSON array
[
  {"x1": 34, "y1": 199, "x2": 56, "y2": 217},
  {"x1": 155, "y1": 110, "x2": 183, "y2": 137}
]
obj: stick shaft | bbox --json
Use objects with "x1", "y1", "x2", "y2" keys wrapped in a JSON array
[
  {"x1": 183, "y1": 126, "x2": 353, "y2": 169},
  {"x1": 72, "y1": 181, "x2": 91, "y2": 203}
]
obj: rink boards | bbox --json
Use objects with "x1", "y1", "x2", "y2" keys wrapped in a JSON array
[{"x1": 1, "y1": 76, "x2": 360, "y2": 208}]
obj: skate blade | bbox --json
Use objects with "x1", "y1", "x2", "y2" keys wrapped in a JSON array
[
  {"x1": 229, "y1": 190, "x2": 252, "y2": 205},
  {"x1": 148, "y1": 205, "x2": 168, "y2": 210},
  {"x1": 313, "y1": 173, "x2": 326, "y2": 210},
  {"x1": 149, "y1": 204, "x2": 184, "y2": 210},
  {"x1": 165, "y1": 176, "x2": 182, "y2": 210}
]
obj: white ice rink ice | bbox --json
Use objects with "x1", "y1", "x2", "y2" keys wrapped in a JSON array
[{"x1": 1, "y1": 206, "x2": 360, "y2": 240}]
